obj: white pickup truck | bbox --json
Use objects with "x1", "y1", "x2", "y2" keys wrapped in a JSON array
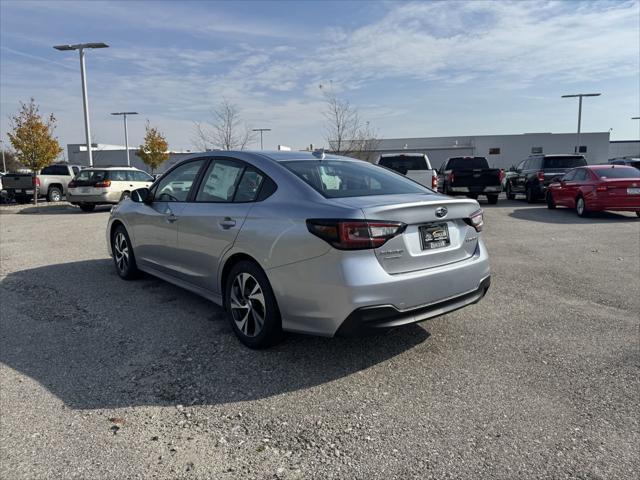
[{"x1": 375, "y1": 153, "x2": 438, "y2": 190}]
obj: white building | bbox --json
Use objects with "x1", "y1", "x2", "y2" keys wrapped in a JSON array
[
  {"x1": 608, "y1": 140, "x2": 640, "y2": 159},
  {"x1": 365, "y1": 132, "x2": 611, "y2": 169},
  {"x1": 66, "y1": 144, "x2": 195, "y2": 173}
]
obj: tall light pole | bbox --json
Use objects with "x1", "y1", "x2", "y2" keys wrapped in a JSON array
[
  {"x1": 54, "y1": 42, "x2": 109, "y2": 167},
  {"x1": 0, "y1": 140, "x2": 6, "y2": 173},
  {"x1": 111, "y1": 112, "x2": 138, "y2": 166},
  {"x1": 561, "y1": 93, "x2": 601, "y2": 153},
  {"x1": 252, "y1": 128, "x2": 271, "y2": 150}
]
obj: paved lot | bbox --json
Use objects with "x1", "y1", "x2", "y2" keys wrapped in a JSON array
[{"x1": 1, "y1": 199, "x2": 638, "y2": 479}]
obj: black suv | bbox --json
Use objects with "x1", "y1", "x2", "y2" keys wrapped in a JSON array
[{"x1": 506, "y1": 154, "x2": 587, "y2": 203}]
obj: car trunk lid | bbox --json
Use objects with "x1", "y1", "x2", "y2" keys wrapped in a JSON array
[{"x1": 332, "y1": 194, "x2": 481, "y2": 274}]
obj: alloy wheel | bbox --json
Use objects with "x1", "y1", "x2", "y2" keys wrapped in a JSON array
[
  {"x1": 113, "y1": 232, "x2": 130, "y2": 274},
  {"x1": 229, "y1": 272, "x2": 266, "y2": 338},
  {"x1": 577, "y1": 198, "x2": 585, "y2": 216}
]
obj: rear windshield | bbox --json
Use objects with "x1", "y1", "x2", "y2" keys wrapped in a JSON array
[
  {"x1": 75, "y1": 170, "x2": 107, "y2": 182},
  {"x1": 447, "y1": 157, "x2": 489, "y2": 169},
  {"x1": 594, "y1": 168, "x2": 640, "y2": 179},
  {"x1": 282, "y1": 160, "x2": 429, "y2": 198},
  {"x1": 379, "y1": 155, "x2": 429, "y2": 173},
  {"x1": 41, "y1": 165, "x2": 69, "y2": 175},
  {"x1": 543, "y1": 156, "x2": 587, "y2": 169}
]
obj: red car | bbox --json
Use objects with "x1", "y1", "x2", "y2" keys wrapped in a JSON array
[{"x1": 546, "y1": 165, "x2": 640, "y2": 217}]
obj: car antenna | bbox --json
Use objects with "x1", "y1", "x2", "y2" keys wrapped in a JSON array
[{"x1": 312, "y1": 148, "x2": 326, "y2": 160}]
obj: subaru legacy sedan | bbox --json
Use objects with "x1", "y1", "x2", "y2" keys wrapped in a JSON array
[{"x1": 107, "y1": 151, "x2": 490, "y2": 348}]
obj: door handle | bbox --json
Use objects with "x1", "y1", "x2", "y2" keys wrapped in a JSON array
[
  {"x1": 219, "y1": 217, "x2": 236, "y2": 229},
  {"x1": 165, "y1": 210, "x2": 178, "y2": 223}
]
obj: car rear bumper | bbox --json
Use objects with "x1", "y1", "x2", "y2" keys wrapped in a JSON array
[
  {"x1": 336, "y1": 276, "x2": 490, "y2": 336},
  {"x1": 67, "y1": 191, "x2": 119, "y2": 204},
  {"x1": 267, "y1": 238, "x2": 491, "y2": 337},
  {"x1": 449, "y1": 186, "x2": 501, "y2": 194}
]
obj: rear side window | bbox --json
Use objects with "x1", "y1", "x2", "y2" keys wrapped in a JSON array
[
  {"x1": 108, "y1": 170, "x2": 128, "y2": 181},
  {"x1": 379, "y1": 156, "x2": 428, "y2": 174},
  {"x1": 574, "y1": 169, "x2": 589, "y2": 181},
  {"x1": 283, "y1": 160, "x2": 428, "y2": 198},
  {"x1": 129, "y1": 170, "x2": 153, "y2": 182},
  {"x1": 446, "y1": 157, "x2": 489, "y2": 169},
  {"x1": 234, "y1": 168, "x2": 265, "y2": 202},
  {"x1": 563, "y1": 170, "x2": 577, "y2": 181},
  {"x1": 595, "y1": 168, "x2": 640, "y2": 179},
  {"x1": 543, "y1": 156, "x2": 587, "y2": 169}
]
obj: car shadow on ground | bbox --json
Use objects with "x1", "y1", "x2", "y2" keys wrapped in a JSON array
[
  {"x1": 0, "y1": 259, "x2": 430, "y2": 410},
  {"x1": 509, "y1": 205, "x2": 638, "y2": 224},
  {"x1": 14, "y1": 203, "x2": 112, "y2": 215}
]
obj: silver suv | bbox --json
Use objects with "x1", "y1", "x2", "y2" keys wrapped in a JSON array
[{"x1": 107, "y1": 151, "x2": 490, "y2": 348}]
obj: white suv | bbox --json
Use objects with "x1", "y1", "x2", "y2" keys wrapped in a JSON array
[{"x1": 67, "y1": 167, "x2": 154, "y2": 212}]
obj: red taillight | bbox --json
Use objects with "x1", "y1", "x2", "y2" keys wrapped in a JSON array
[
  {"x1": 306, "y1": 219, "x2": 406, "y2": 250},
  {"x1": 499, "y1": 169, "x2": 505, "y2": 183},
  {"x1": 536, "y1": 171, "x2": 545, "y2": 181},
  {"x1": 68, "y1": 181, "x2": 77, "y2": 189},
  {"x1": 431, "y1": 174, "x2": 438, "y2": 190},
  {"x1": 464, "y1": 209, "x2": 484, "y2": 232},
  {"x1": 95, "y1": 180, "x2": 112, "y2": 188},
  {"x1": 33, "y1": 176, "x2": 40, "y2": 187},
  {"x1": 448, "y1": 172, "x2": 455, "y2": 184}
]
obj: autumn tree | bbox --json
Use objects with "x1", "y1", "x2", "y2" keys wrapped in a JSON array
[
  {"x1": 320, "y1": 86, "x2": 381, "y2": 161},
  {"x1": 192, "y1": 99, "x2": 256, "y2": 151},
  {"x1": 7, "y1": 98, "x2": 63, "y2": 204},
  {"x1": 137, "y1": 122, "x2": 169, "y2": 174}
]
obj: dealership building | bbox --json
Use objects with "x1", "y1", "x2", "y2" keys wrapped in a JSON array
[{"x1": 67, "y1": 132, "x2": 639, "y2": 173}]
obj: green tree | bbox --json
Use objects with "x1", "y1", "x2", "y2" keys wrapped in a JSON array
[
  {"x1": 137, "y1": 122, "x2": 169, "y2": 174},
  {"x1": 7, "y1": 98, "x2": 63, "y2": 204}
]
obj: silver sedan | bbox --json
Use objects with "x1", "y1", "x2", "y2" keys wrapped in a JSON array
[{"x1": 107, "y1": 151, "x2": 490, "y2": 348}]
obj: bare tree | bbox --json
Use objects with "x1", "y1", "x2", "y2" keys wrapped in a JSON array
[
  {"x1": 192, "y1": 100, "x2": 256, "y2": 151},
  {"x1": 320, "y1": 88, "x2": 381, "y2": 162}
]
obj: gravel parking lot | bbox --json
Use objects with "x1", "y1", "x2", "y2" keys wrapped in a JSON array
[{"x1": 1, "y1": 199, "x2": 638, "y2": 479}]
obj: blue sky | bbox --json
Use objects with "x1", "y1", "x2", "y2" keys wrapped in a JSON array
[{"x1": 1, "y1": 0, "x2": 639, "y2": 153}]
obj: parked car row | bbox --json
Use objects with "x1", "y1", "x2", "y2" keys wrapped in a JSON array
[{"x1": 0, "y1": 163, "x2": 154, "y2": 209}]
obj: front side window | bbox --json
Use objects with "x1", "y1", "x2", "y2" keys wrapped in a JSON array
[
  {"x1": 573, "y1": 169, "x2": 588, "y2": 181},
  {"x1": 154, "y1": 160, "x2": 205, "y2": 202},
  {"x1": 563, "y1": 170, "x2": 577, "y2": 181},
  {"x1": 196, "y1": 159, "x2": 244, "y2": 202},
  {"x1": 283, "y1": 160, "x2": 429, "y2": 198}
]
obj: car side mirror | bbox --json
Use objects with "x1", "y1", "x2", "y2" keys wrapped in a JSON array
[{"x1": 131, "y1": 187, "x2": 151, "y2": 203}]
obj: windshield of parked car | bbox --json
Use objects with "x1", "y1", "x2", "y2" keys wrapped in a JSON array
[
  {"x1": 446, "y1": 157, "x2": 489, "y2": 169},
  {"x1": 283, "y1": 160, "x2": 430, "y2": 198},
  {"x1": 543, "y1": 156, "x2": 587, "y2": 169},
  {"x1": 594, "y1": 167, "x2": 640, "y2": 179},
  {"x1": 379, "y1": 155, "x2": 429, "y2": 173}
]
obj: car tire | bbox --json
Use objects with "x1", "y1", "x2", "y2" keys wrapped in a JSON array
[
  {"x1": 525, "y1": 187, "x2": 536, "y2": 203},
  {"x1": 487, "y1": 194, "x2": 499, "y2": 205},
  {"x1": 111, "y1": 225, "x2": 139, "y2": 280},
  {"x1": 225, "y1": 260, "x2": 283, "y2": 349},
  {"x1": 546, "y1": 192, "x2": 556, "y2": 209},
  {"x1": 576, "y1": 196, "x2": 589, "y2": 217},
  {"x1": 79, "y1": 203, "x2": 96, "y2": 212},
  {"x1": 505, "y1": 183, "x2": 515, "y2": 200},
  {"x1": 47, "y1": 187, "x2": 62, "y2": 202}
]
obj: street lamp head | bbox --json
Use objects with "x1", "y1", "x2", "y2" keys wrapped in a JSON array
[
  {"x1": 53, "y1": 42, "x2": 109, "y2": 51},
  {"x1": 111, "y1": 112, "x2": 139, "y2": 116},
  {"x1": 561, "y1": 93, "x2": 601, "y2": 98}
]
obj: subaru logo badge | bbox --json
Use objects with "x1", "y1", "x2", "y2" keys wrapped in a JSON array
[{"x1": 435, "y1": 206, "x2": 448, "y2": 218}]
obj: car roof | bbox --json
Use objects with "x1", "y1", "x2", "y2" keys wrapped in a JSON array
[
  {"x1": 81, "y1": 166, "x2": 144, "y2": 170},
  {"x1": 378, "y1": 153, "x2": 426, "y2": 157}
]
